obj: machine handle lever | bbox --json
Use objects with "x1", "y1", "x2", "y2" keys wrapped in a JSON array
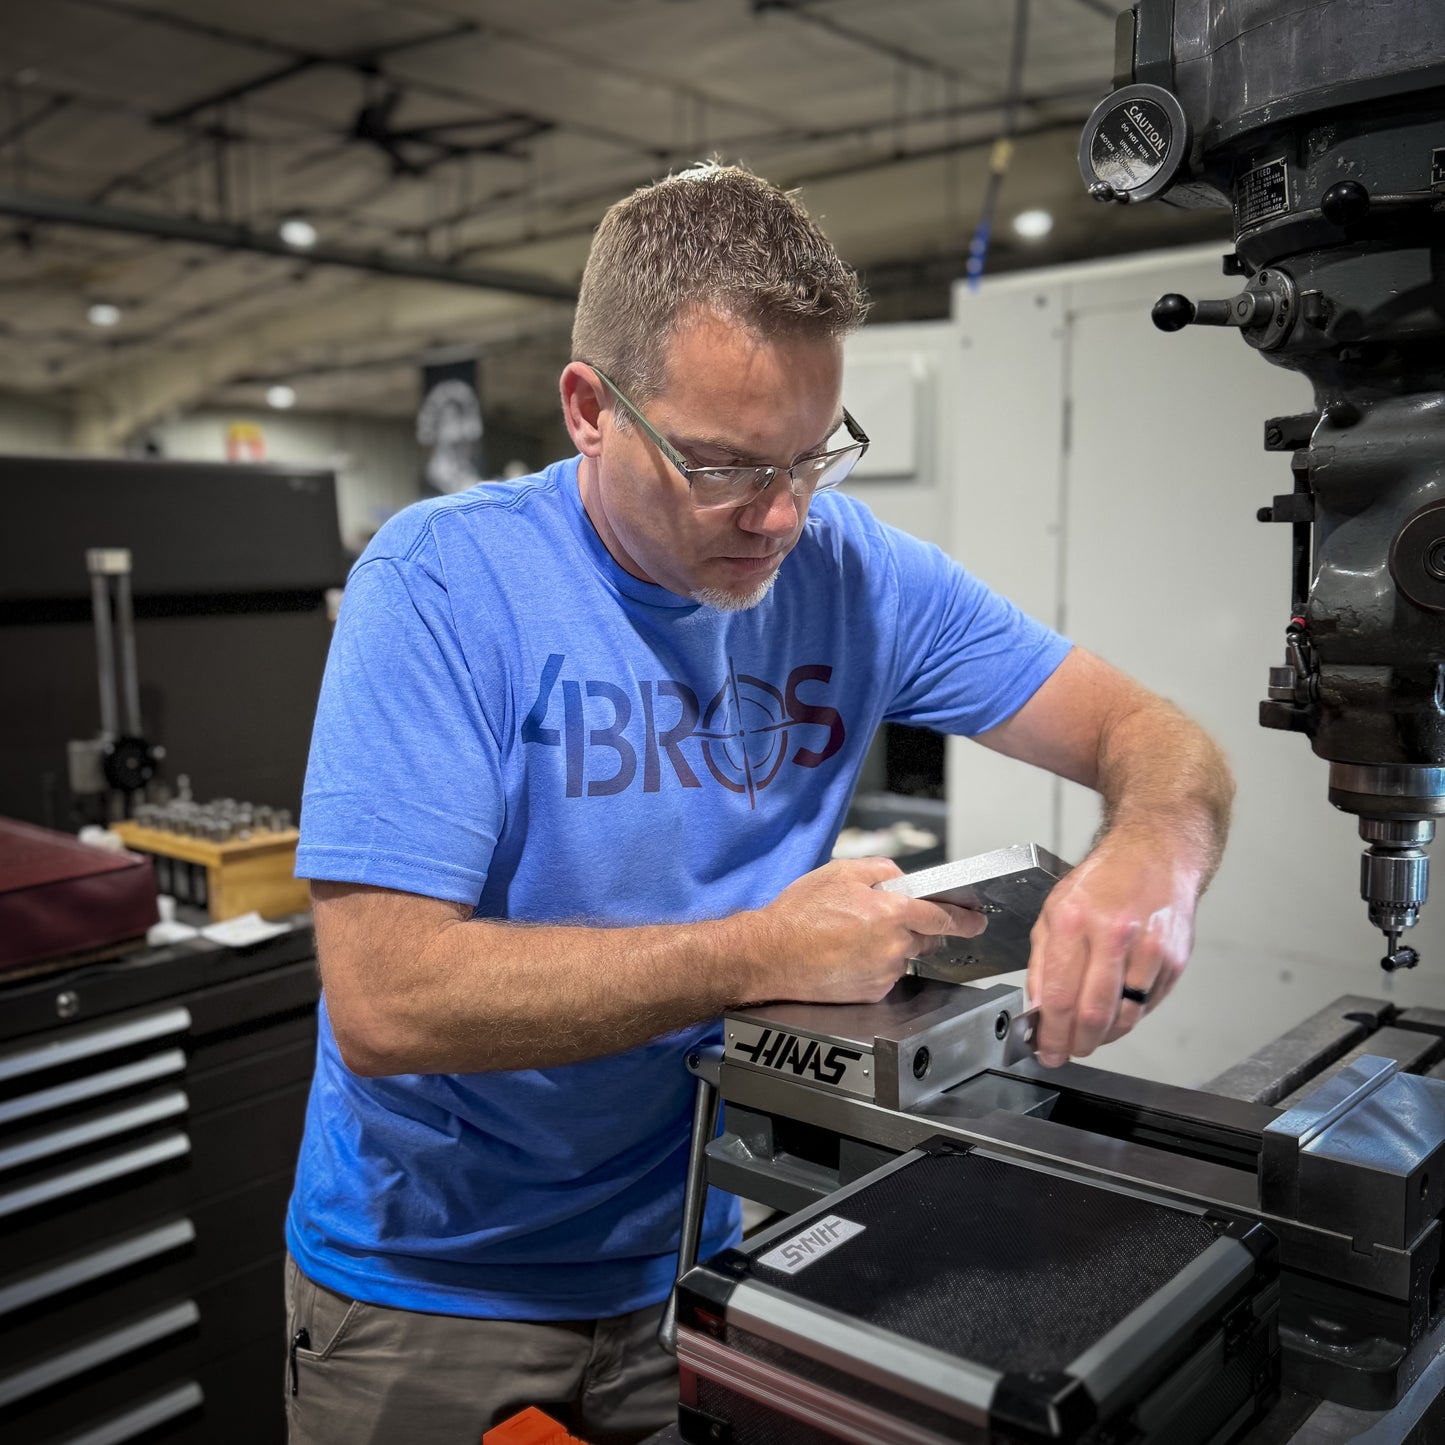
[{"x1": 1153, "y1": 291, "x2": 1273, "y2": 332}]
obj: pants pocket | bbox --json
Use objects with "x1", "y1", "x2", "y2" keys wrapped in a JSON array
[{"x1": 293, "y1": 1268, "x2": 361, "y2": 1360}]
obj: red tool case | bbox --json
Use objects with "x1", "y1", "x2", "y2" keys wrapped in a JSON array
[{"x1": 0, "y1": 816, "x2": 158, "y2": 971}]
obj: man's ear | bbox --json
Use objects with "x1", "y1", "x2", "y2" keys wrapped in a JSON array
[{"x1": 560, "y1": 363, "x2": 606, "y2": 457}]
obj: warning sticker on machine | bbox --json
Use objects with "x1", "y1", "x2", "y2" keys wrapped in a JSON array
[
  {"x1": 757, "y1": 1215, "x2": 866, "y2": 1275},
  {"x1": 1235, "y1": 159, "x2": 1290, "y2": 228},
  {"x1": 1432, "y1": 148, "x2": 1445, "y2": 190},
  {"x1": 1090, "y1": 98, "x2": 1172, "y2": 191}
]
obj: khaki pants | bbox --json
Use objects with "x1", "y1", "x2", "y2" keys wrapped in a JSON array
[{"x1": 284, "y1": 1255, "x2": 677, "y2": 1445}]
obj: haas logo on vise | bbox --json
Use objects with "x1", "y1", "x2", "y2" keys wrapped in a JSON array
[
  {"x1": 729, "y1": 1027, "x2": 865, "y2": 1087},
  {"x1": 521, "y1": 653, "x2": 846, "y2": 804}
]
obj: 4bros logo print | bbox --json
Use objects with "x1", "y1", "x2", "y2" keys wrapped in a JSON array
[{"x1": 521, "y1": 652, "x2": 847, "y2": 804}]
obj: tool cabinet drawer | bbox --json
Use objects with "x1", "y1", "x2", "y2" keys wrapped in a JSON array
[
  {"x1": 0, "y1": 943, "x2": 316, "y2": 1445},
  {"x1": 0, "y1": 1256, "x2": 280, "y2": 1444},
  {"x1": 0, "y1": 1172, "x2": 294, "y2": 1359}
]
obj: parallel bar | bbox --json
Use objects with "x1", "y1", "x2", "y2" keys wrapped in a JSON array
[
  {"x1": 720, "y1": 1062, "x2": 1259, "y2": 1214},
  {"x1": 997, "y1": 1056, "x2": 1278, "y2": 1138}
]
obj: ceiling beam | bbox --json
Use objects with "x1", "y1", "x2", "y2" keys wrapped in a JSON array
[
  {"x1": 752, "y1": 0, "x2": 980, "y2": 85},
  {"x1": 0, "y1": 187, "x2": 577, "y2": 300},
  {"x1": 71, "y1": 0, "x2": 667, "y2": 163},
  {"x1": 403, "y1": 81, "x2": 1104, "y2": 247},
  {"x1": 151, "y1": 21, "x2": 478, "y2": 126},
  {"x1": 441, "y1": 114, "x2": 1093, "y2": 268}
]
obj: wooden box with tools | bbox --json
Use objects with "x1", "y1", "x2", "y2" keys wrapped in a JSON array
[
  {"x1": 676, "y1": 1139, "x2": 1280, "y2": 1444},
  {"x1": 112, "y1": 818, "x2": 309, "y2": 922}
]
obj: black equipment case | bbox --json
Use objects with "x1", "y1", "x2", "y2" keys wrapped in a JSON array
[{"x1": 675, "y1": 1139, "x2": 1280, "y2": 1444}]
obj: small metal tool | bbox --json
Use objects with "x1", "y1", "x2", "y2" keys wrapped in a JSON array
[{"x1": 1002, "y1": 1005, "x2": 1041, "y2": 1065}]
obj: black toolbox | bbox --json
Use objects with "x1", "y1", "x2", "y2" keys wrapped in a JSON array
[{"x1": 675, "y1": 1139, "x2": 1279, "y2": 1443}]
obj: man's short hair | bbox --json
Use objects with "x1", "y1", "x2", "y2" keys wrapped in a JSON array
[{"x1": 572, "y1": 162, "x2": 868, "y2": 405}]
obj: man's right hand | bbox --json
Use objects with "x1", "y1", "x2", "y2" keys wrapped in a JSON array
[{"x1": 745, "y1": 857, "x2": 987, "y2": 1006}]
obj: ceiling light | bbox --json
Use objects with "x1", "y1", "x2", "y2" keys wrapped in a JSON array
[
  {"x1": 279, "y1": 217, "x2": 319, "y2": 249},
  {"x1": 267, "y1": 384, "x2": 297, "y2": 410},
  {"x1": 1011, "y1": 209, "x2": 1054, "y2": 241},
  {"x1": 87, "y1": 302, "x2": 122, "y2": 327}
]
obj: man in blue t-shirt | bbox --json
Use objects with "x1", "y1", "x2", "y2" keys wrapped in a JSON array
[{"x1": 285, "y1": 164, "x2": 1232, "y2": 1444}]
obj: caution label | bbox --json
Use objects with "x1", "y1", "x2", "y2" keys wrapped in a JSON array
[{"x1": 1090, "y1": 98, "x2": 1173, "y2": 191}]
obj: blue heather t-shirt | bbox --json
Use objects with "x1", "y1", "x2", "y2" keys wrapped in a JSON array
[{"x1": 287, "y1": 456, "x2": 1071, "y2": 1319}]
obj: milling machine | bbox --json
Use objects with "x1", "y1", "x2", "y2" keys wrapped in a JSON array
[
  {"x1": 1078, "y1": 0, "x2": 1445, "y2": 974},
  {"x1": 660, "y1": 4, "x2": 1445, "y2": 1441}
]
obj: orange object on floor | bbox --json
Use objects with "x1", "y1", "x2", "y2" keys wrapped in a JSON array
[{"x1": 482, "y1": 1406, "x2": 590, "y2": 1444}]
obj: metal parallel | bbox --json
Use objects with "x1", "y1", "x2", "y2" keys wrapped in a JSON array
[{"x1": 877, "y1": 844, "x2": 1071, "y2": 981}]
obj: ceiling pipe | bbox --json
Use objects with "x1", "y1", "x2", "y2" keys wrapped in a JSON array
[{"x1": 0, "y1": 187, "x2": 578, "y2": 302}]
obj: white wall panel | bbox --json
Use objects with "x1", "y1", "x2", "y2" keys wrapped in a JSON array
[
  {"x1": 944, "y1": 283, "x2": 1069, "y2": 863},
  {"x1": 841, "y1": 321, "x2": 956, "y2": 549}
]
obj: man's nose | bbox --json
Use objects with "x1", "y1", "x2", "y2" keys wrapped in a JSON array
[{"x1": 736, "y1": 474, "x2": 803, "y2": 536}]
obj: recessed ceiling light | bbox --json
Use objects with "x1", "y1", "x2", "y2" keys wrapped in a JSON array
[
  {"x1": 267, "y1": 384, "x2": 297, "y2": 410},
  {"x1": 87, "y1": 302, "x2": 122, "y2": 327},
  {"x1": 1011, "y1": 208, "x2": 1054, "y2": 241},
  {"x1": 279, "y1": 217, "x2": 319, "y2": 249}
]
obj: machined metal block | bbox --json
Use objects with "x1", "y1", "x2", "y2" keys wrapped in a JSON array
[{"x1": 878, "y1": 843, "x2": 1071, "y2": 981}]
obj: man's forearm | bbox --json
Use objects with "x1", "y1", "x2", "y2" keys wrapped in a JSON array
[
  {"x1": 315, "y1": 862, "x2": 985, "y2": 1077},
  {"x1": 320, "y1": 900, "x2": 770, "y2": 1076},
  {"x1": 1094, "y1": 694, "x2": 1234, "y2": 889}
]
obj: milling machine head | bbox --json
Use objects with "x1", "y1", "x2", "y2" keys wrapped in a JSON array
[{"x1": 1078, "y1": 0, "x2": 1445, "y2": 968}]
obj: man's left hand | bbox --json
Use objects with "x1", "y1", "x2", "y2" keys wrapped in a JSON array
[{"x1": 1027, "y1": 830, "x2": 1202, "y2": 1068}]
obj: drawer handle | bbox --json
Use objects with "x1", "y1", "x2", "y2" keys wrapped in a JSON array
[
  {"x1": 0, "y1": 1217, "x2": 196, "y2": 1319},
  {"x1": 0, "y1": 1130, "x2": 189, "y2": 1220},
  {"x1": 0, "y1": 1299, "x2": 201, "y2": 1407},
  {"x1": 0, "y1": 1049, "x2": 187, "y2": 1128},
  {"x1": 0, "y1": 1007, "x2": 191, "y2": 1084},
  {"x1": 0, "y1": 1089, "x2": 188, "y2": 1176},
  {"x1": 38, "y1": 1380, "x2": 203, "y2": 1445}
]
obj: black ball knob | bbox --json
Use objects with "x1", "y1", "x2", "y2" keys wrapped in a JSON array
[
  {"x1": 1151, "y1": 293, "x2": 1196, "y2": 332},
  {"x1": 1321, "y1": 180, "x2": 1370, "y2": 226}
]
